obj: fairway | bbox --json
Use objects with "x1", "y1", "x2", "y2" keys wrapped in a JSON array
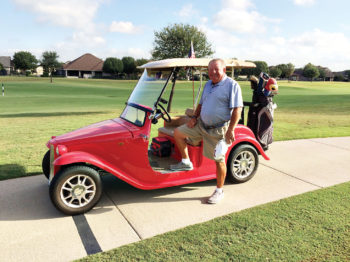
[{"x1": 0, "y1": 76, "x2": 350, "y2": 180}]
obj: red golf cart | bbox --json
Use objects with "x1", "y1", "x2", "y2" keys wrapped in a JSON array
[{"x1": 42, "y1": 58, "x2": 276, "y2": 215}]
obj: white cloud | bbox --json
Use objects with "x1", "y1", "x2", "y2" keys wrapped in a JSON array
[
  {"x1": 109, "y1": 21, "x2": 141, "y2": 34},
  {"x1": 108, "y1": 47, "x2": 150, "y2": 59},
  {"x1": 13, "y1": 0, "x2": 103, "y2": 30},
  {"x1": 178, "y1": 4, "x2": 195, "y2": 18},
  {"x1": 293, "y1": 0, "x2": 316, "y2": 6},
  {"x1": 207, "y1": 28, "x2": 350, "y2": 71},
  {"x1": 71, "y1": 32, "x2": 106, "y2": 45},
  {"x1": 214, "y1": 0, "x2": 280, "y2": 33}
]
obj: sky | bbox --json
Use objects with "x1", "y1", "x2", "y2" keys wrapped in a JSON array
[{"x1": 2, "y1": 0, "x2": 350, "y2": 71}]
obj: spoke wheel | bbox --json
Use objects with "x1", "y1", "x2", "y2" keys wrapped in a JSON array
[
  {"x1": 60, "y1": 174, "x2": 96, "y2": 208},
  {"x1": 227, "y1": 144, "x2": 259, "y2": 183},
  {"x1": 50, "y1": 166, "x2": 102, "y2": 215}
]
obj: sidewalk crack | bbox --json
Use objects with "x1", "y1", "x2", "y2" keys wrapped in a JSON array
[
  {"x1": 261, "y1": 163, "x2": 323, "y2": 189},
  {"x1": 309, "y1": 139, "x2": 350, "y2": 151},
  {"x1": 103, "y1": 191, "x2": 143, "y2": 241}
]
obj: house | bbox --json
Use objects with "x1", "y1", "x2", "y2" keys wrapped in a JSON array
[
  {"x1": 291, "y1": 69, "x2": 309, "y2": 81},
  {"x1": 318, "y1": 66, "x2": 334, "y2": 81},
  {"x1": 291, "y1": 67, "x2": 334, "y2": 81},
  {"x1": 0, "y1": 56, "x2": 12, "y2": 75},
  {"x1": 62, "y1": 53, "x2": 103, "y2": 78},
  {"x1": 33, "y1": 66, "x2": 44, "y2": 76}
]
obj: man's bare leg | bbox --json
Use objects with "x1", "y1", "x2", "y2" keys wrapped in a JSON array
[
  {"x1": 170, "y1": 128, "x2": 193, "y2": 171},
  {"x1": 174, "y1": 128, "x2": 189, "y2": 159},
  {"x1": 216, "y1": 161, "x2": 227, "y2": 188},
  {"x1": 208, "y1": 161, "x2": 226, "y2": 204}
]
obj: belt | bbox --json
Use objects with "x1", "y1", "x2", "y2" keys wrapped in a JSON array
[{"x1": 201, "y1": 120, "x2": 228, "y2": 129}]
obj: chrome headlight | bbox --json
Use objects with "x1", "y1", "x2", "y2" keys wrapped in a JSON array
[{"x1": 55, "y1": 145, "x2": 68, "y2": 156}]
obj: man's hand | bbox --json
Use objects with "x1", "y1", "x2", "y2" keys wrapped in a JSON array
[
  {"x1": 225, "y1": 127, "x2": 235, "y2": 144},
  {"x1": 187, "y1": 117, "x2": 197, "y2": 128}
]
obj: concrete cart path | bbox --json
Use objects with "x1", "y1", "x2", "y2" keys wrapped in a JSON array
[{"x1": 1, "y1": 137, "x2": 350, "y2": 262}]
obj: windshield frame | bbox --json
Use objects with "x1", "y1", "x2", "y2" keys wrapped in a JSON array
[{"x1": 120, "y1": 68, "x2": 176, "y2": 126}]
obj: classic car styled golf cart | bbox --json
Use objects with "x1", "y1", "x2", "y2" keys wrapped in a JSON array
[{"x1": 42, "y1": 58, "x2": 276, "y2": 215}]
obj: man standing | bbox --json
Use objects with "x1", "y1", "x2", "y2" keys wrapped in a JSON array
[{"x1": 170, "y1": 58, "x2": 243, "y2": 204}]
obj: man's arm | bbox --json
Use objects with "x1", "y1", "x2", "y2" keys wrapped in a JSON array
[
  {"x1": 225, "y1": 107, "x2": 242, "y2": 143},
  {"x1": 187, "y1": 104, "x2": 202, "y2": 128}
]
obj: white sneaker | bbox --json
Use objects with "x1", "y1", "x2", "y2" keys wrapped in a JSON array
[
  {"x1": 207, "y1": 189, "x2": 224, "y2": 204},
  {"x1": 170, "y1": 161, "x2": 193, "y2": 171}
]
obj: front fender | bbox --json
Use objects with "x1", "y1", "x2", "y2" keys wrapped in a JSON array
[
  {"x1": 52, "y1": 151, "x2": 133, "y2": 183},
  {"x1": 53, "y1": 151, "x2": 109, "y2": 170}
]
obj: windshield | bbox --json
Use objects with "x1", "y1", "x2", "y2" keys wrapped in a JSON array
[{"x1": 127, "y1": 69, "x2": 172, "y2": 110}]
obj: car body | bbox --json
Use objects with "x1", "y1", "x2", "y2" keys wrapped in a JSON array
[{"x1": 43, "y1": 58, "x2": 270, "y2": 215}]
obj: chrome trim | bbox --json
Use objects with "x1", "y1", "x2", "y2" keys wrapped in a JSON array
[{"x1": 49, "y1": 144, "x2": 54, "y2": 182}]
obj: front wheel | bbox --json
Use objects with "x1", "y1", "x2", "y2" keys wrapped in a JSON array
[
  {"x1": 227, "y1": 144, "x2": 259, "y2": 183},
  {"x1": 49, "y1": 165, "x2": 102, "y2": 215},
  {"x1": 42, "y1": 150, "x2": 50, "y2": 179}
]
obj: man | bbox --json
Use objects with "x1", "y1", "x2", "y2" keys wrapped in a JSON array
[{"x1": 170, "y1": 58, "x2": 243, "y2": 204}]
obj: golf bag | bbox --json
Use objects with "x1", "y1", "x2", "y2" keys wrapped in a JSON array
[{"x1": 246, "y1": 73, "x2": 278, "y2": 150}]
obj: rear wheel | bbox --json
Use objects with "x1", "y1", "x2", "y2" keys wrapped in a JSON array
[
  {"x1": 42, "y1": 150, "x2": 50, "y2": 179},
  {"x1": 227, "y1": 144, "x2": 259, "y2": 183},
  {"x1": 49, "y1": 165, "x2": 102, "y2": 215}
]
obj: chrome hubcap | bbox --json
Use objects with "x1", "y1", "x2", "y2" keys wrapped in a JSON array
[
  {"x1": 232, "y1": 151, "x2": 255, "y2": 179},
  {"x1": 60, "y1": 174, "x2": 96, "y2": 208}
]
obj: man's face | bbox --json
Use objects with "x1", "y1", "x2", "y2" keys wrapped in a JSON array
[{"x1": 208, "y1": 61, "x2": 226, "y2": 84}]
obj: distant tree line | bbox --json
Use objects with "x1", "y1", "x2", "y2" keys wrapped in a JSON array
[
  {"x1": 102, "y1": 57, "x2": 149, "y2": 79},
  {"x1": 5, "y1": 50, "x2": 350, "y2": 82}
]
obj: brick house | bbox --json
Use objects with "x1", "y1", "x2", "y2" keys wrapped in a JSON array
[{"x1": 62, "y1": 53, "x2": 103, "y2": 78}]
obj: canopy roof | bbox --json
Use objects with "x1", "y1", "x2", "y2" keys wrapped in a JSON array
[{"x1": 138, "y1": 58, "x2": 255, "y2": 70}]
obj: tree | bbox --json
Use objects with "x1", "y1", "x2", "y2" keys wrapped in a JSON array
[
  {"x1": 302, "y1": 63, "x2": 320, "y2": 81},
  {"x1": 269, "y1": 66, "x2": 282, "y2": 78},
  {"x1": 13, "y1": 51, "x2": 38, "y2": 74},
  {"x1": 41, "y1": 51, "x2": 60, "y2": 83},
  {"x1": 276, "y1": 63, "x2": 294, "y2": 80},
  {"x1": 241, "y1": 61, "x2": 269, "y2": 77},
  {"x1": 103, "y1": 58, "x2": 123, "y2": 78},
  {"x1": 318, "y1": 67, "x2": 326, "y2": 80},
  {"x1": 0, "y1": 63, "x2": 6, "y2": 76},
  {"x1": 122, "y1": 56, "x2": 136, "y2": 77},
  {"x1": 344, "y1": 70, "x2": 350, "y2": 81},
  {"x1": 284, "y1": 63, "x2": 295, "y2": 80},
  {"x1": 334, "y1": 74, "x2": 345, "y2": 81},
  {"x1": 152, "y1": 23, "x2": 214, "y2": 59},
  {"x1": 135, "y1": 58, "x2": 149, "y2": 73}
]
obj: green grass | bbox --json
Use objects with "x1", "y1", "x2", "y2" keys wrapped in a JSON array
[
  {"x1": 0, "y1": 77, "x2": 350, "y2": 181},
  {"x1": 1, "y1": 77, "x2": 350, "y2": 261},
  {"x1": 78, "y1": 182, "x2": 350, "y2": 261}
]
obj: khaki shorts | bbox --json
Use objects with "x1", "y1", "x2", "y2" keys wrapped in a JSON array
[{"x1": 177, "y1": 118, "x2": 228, "y2": 162}]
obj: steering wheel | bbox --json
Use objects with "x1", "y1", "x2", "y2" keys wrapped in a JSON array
[{"x1": 157, "y1": 103, "x2": 171, "y2": 122}]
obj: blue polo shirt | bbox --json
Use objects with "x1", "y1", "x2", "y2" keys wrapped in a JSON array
[{"x1": 199, "y1": 75, "x2": 243, "y2": 126}]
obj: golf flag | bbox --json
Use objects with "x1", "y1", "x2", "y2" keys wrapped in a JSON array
[{"x1": 188, "y1": 41, "x2": 195, "y2": 58}]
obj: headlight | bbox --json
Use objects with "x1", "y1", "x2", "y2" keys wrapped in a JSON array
[{"x1": 56, "y1": 145, "x2": 68, "y2": 156}]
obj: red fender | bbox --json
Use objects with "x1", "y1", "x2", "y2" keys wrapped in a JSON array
[
  {"x1": 53, "y1": 151, "x2": 127, "y2": 178},
  {"x1": 231, "y1": 125, "x2": 270, "y2": 160}
]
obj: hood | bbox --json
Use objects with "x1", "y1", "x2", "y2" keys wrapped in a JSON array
[{"x1": 52, "y1": 118, "x2": 132, "y2": 144}]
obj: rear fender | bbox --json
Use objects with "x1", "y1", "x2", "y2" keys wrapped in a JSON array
[{"x1": 231, "y1": 134, "x2": 270, "y2": 161}]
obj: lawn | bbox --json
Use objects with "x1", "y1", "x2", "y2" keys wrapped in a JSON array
[
  {"x1": 1, "y1": 76, "x2": 350, "y2": 261},
  {"x1": 0, "y1": 76, "x2": 350, "y2": 180},
  {"x1": 78, "y1": 182, "x2": 350, "y2": 261}
]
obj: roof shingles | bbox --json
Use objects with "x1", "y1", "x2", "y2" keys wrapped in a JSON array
[{"x1": 63, "y1": 53, "x2": 103, "y2": 71}]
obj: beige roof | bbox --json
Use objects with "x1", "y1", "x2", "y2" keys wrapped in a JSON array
[
  {"x1": 63, "y1": 53, "x2": 103, "y2": 71},
  {"x1": 138, "y1": 58, "x2": 255, "y2": 69}
]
